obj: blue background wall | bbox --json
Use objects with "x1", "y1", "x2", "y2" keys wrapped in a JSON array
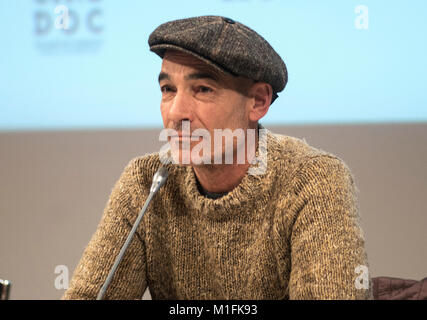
[{"x1": 1, "y1": 0, "x2": 426, "y2": 131}]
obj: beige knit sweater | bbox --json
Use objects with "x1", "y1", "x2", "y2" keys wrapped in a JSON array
[{"x1": 63, "y1": 129, "x2": 373, "y2": 300}]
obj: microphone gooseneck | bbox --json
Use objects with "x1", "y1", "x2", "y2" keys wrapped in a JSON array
[
  {"x1": 150, "y1": 166, "x2": 168, "y2": 193},
  {"x1": 96, "y1": 166, "x2": 169, "y2": 300}
]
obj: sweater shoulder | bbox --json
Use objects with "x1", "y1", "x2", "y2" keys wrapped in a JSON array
[
  {"x1": 125, "y1": 151, "x2": 163, "y2": 189},
  {"x1": 125, "y1": 150, "x2": 187, "y2": 190},
  {"x1": 266, "y1": 130, "x2": 354, "y2": 183}
]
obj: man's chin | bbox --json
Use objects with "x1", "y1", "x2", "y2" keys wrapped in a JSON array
[{"x1": 170, "y1": 157, "x2": 213, "y2": 167}]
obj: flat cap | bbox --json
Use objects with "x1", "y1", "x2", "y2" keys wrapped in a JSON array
[{"x1": 148, "y1": 15, "x2": 287, "y2": 103}]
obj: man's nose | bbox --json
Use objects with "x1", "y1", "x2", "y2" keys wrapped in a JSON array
[{"x1": 168, "y1": 90, "x2": 194, "y2": 124}]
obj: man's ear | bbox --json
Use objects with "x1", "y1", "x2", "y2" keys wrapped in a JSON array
[{"x1": 248, "y1": 82, "x2": 272, "y2": 122}]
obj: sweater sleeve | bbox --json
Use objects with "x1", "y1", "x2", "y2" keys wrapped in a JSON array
[
  {"x1": 62, "y1": 159, "x2": 148, "y2": 300},
  {"x1": 288, "y1": 155, "x2": 373, "y2": 300}
]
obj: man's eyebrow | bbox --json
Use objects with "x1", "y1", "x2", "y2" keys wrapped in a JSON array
[
  {"x1": 158, "y1": 71, "x2": 221, "y2": 83},
  {"x1": 158, "y1": 72, "x2": 170, "y2": 83}
]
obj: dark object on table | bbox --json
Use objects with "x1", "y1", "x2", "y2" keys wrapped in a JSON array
[{"x1": 373, "y1": 276, "x2": 427, "y2": 300}]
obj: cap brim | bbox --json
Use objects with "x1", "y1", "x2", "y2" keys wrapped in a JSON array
[{"x1": 150, "y1": 44, "x2": 237, "y2": 77}]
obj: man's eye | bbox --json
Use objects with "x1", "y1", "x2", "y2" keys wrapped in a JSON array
[
  {"x1": 196, "y1": 86, "x2": 213, "y2": 93},
  {"x1": 161, "y1": 85, "x2": 173, "y2": 93}
]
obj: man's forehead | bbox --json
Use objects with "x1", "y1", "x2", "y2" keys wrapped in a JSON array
[{"x1": 160, "y1": 50, "x2": 225, "y2": 80}]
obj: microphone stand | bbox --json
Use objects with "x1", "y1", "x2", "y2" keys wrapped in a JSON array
[{"x1": 96, "y1": 166, "x2": 168, "y2": 300}]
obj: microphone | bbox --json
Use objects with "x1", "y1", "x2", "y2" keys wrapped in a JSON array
[{"x1": 96, "y1": 166, "x2": 169, "y2": 300}]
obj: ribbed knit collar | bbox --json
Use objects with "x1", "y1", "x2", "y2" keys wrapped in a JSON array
[{"x1": 178, "y1": 128, "x2": 279, "y2": 222}]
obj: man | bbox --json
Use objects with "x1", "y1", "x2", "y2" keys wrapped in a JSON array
[{"x1": 63, "y1": 16, "x2": 373, "y2": 300}]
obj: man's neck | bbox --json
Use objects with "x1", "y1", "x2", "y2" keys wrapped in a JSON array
[
  {"x1": 192, "y1": 162, "x2": 251, "y2": 194},
  {"x1": 191, "y1": 124, "x2": 260, "y2": 194}
]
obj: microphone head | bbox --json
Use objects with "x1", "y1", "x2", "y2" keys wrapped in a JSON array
[{"x1": 150, "y1": 166, "x2": 169, "y2": 193}]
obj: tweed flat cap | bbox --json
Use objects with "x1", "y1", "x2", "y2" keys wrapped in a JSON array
[{"x1": 148, "y1": 15, "x2": 288, "y2": 103}]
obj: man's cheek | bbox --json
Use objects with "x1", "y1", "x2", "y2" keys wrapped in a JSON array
[{"x1": 160, "y1": 106, "x2": 170, "y2": 127}]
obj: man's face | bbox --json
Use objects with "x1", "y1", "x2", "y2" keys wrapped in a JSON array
[{"x1": 158, "y1": 50, "x2": 255, "y2": 165}]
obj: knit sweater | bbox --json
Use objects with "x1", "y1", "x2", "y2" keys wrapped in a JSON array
[{"x1": 63, "y1": 129, "x2": 373, "y2": 300}]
